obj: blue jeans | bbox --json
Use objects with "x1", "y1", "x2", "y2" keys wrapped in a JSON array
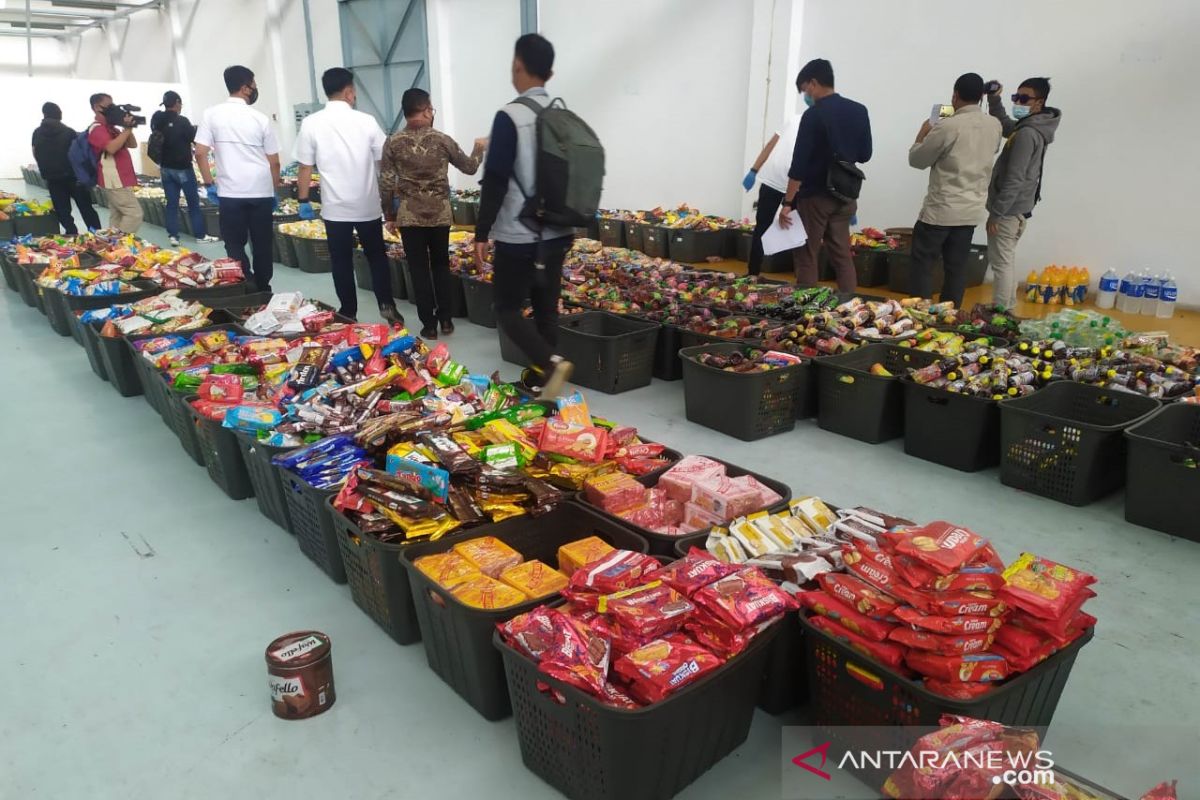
[{"x1": 161, "y1": 167, "x2": 206, "y2": 238}]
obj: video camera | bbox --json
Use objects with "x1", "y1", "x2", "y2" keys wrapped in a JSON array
[{"x1": 103, "y1": 103, "x2": 146, "y2": 127}]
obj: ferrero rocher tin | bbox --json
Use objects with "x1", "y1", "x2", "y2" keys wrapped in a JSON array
[{"x1": 265, "y1": 631, "x2": 335, "y2": 720}]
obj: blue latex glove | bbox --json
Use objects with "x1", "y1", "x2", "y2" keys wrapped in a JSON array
[
  {"x1": 742, "y1": 169, "x2": 757, "y2": 192},
  {"x1": 298, "y1": 202, "x2": 316, "y2": 220},
  {"x1": 850, "y1": 214, "x2": 858, "y2": 227},
  {"x1": 272, "y1": 195, "x2": 280, "y2": 213},
  {"x1": 205, "y1": 184, "x2": 219, "y2": 204}
]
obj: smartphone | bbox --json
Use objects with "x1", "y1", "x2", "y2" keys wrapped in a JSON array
[{"x1": 929, "y1": 104, "x2": 954, "y2": 125}]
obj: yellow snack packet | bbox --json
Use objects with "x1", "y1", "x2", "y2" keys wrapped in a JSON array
[
  {"x1": 450, "y1": 574, "x2": 528, "y2": 609},
  {"x1": 557, "y1": 536, "x2": 615, "y2": 574},
  {"x1": 414, "y1": 552, "x2": 481, "y2": 590},
  {"x1": 452, "y1": 536, "x2": 523, "y2": 578},
  {"x1": 499, "y1": 560, "x2": 569, "y2": 600}
]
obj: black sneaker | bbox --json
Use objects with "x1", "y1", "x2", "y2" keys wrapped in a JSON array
[
  {"x1": 420, "y1": 325, "x2": 438, "y2": 339},
  {"x1": 379, "y1": 304, "x2": 404, "y2": 326},
  {"x1": 519, "y1": 367, "x2": 544, "y2": 394},
  {"x1": 440, "y1": 320, "x2": 455, "y2": 335}
]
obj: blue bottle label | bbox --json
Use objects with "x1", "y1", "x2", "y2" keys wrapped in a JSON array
[
  {"x1": 1161, "y1": 286, "x2": 1178, "y2": 302},
  {"x1": 1144, "y1": 283, "x2": 1160, "y2": 300},
  {"x1": 1099, "y1": 276, "x2": 1119, "y2": 291},
  {"x1": 1119, "y1": 279, "x2": 1132, "y2": 293},
  {"x1": 1131, "y1": 282, "x2": 1145, "y2": 298}
]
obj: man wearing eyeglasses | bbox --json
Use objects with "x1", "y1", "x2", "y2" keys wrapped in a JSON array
[{"x1": 984, "y1": 77, "x2": 1061, "y2": 310}]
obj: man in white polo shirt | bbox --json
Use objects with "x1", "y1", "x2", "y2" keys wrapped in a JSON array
[
  {"x1": 194, "y1": 65, "x2": 281, "y2": 291},
  {"x1": 293, "y1": 67, "x2": 402, "y2": 324}
]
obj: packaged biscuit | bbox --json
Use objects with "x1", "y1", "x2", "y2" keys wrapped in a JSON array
[
  {"x1": 656, "y1": 547, "x2": 741, "y2": 598},
  {"x1": 893, "y1": 521, "x2": 989, "y2": 576},
  {"x1": 893, "y1": 605, "x2": 1004, "y2": 635},
  {"x1": 797, "y1": 590, "x2": 896, "y2": 642},
  {"x1": 790, "y1": 496, "x2": 837, "y2": 535},
  {"x1": 450, "y1": 574, "x2": 529, "y2": 609},
  {"x1": 706, "y1": 529, "x2": 748, "y2": 563},
  {"x1": 693, "y1": 567, "x2": 798, "y2": 631},
  {"x1": 499, "y1": 560, "x2": 569, "y2": 600},
  {"x1": 657, "y1": 456, "x2": 724, "y2": 503},
  {"x1": 603, "y1": 582, "x2": 694, "y2": 639},
  {"x1": 889, "y1": 627, "x2": 994, "y2": 656},
  {"x1": 807, "y1": 613, "x2": 907, "y2": 670},
  {"x1": 452, "y1": 536, "x2": 524, "y2": 578},
  {"x1": 690, "y1": 476, "x2": 762, "y2": 520},
  {"x1": 1000, "y1": 553, "x2": 1098, "y2": 621},
  {"x1": 613, "y1": 633, "x2": 723, "y2": 704},
  {"x1": 922, "y1": 678, "x2": 996, "y2": 700},
  {"x1": 817, "y1": 573, "x2": 899, "y2": 619},
  {"x1": 584, "y1": 472, "x2": 645, "y2": 513},
  {"x1": 568, "y1": 550, "x2": 661, "y2": 594},
  {"x1": 414, "y1": 552, "x2": 480, "y2": 589},
  {"x1": 905, "y1": 651, "x2": 1010, "y2": 682},
  {"x1": 557, "y1": 536, "x2": 615, "y2": 574}
]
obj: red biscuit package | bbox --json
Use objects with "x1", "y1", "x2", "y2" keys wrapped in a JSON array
[
  {"x1": 922, "y1": 678, "x2": 997, "y2": 700},
  {"x1": 893, "y1": 605, "x2": 1004, "y2": 635},
  {"x1": 999, "y1": 553, "x2": 1098, "y2": 621},
  {"x1": 612, "y1": 443, "x2": 665, "y2": 460},
  {"x1": 497, "y1": 606, "x2": 610, "y2": 697},
  {"x1": 602, "y1": 582, "x2": 695, "y2": 640},
  {"x1": 612, "y1": 633, "x2": 723, "y2": 704},
  {"x1": 893, "y1": 521, "x2": 989, "y2": 576},
  {"x1": 990, "y1": 640, "x2": 1058, "y2": 674},
  {"x1": 656, "y1": 547, "x2": 742, "y2": 598},
  {"x1": 806, "y1": 613, "x2": 908, "y2": 671},
  {"x1": 690, "y1": 475, "x2": 762, "y2": 520},
  {"x1": 841, "y1": 545, "x2": 915, "y2": 603},
  {"x1": 889, "y1": 627, "x2": 994, "y2": 655},
  {"x1": 970, "y1": 542, "x2": 1005, "y2": 571},
  {"x1": 883, "y1": 718, "x2": 1038, "y2": 800},
  {"x1": 539, "y1": 418, "x2": 610, "y2": 464},
  {"x1": 817, "y1": 573, "x2": 900, "y2": 620},
  {"x1": 927, "y1": 564, "x2": 1007, "y2": 594},
  {"x1": 1009, "y1": 608, "x2": 1097, "y2": 646},
  {"x1": 683, "y1": 607, "x2": 766, "y2": 659},
  {"x1": 302, "y1": 310, "x2": 335, "y2": 332},
  {"x1": 693, "y1": 567, "x2": 799, "y2": 631},
  {"x1": 1138, "y1": 782, "x2": 1178, "y2": 800},
  {"x1": 569, "y1": 550, "x2": 661, "y2": 594},
  {"x1": 923, "y1": 591, "x2": 1007, "y2": 618},
  {"x1": 656, "y1": 456, "x2": 725, "y2": 503},
  {"x1": 905, "y1": 651, "x2": 1010, "y2": 682},
  {"x1": 797, "y1": 590, "x2": 896, "y2": 643},
  {"x1": 583, "y1": 472, "x2": 645, "y2": 513},
  {"x1": 616, "y1": 456, "x2": 671, "y2": 476}
]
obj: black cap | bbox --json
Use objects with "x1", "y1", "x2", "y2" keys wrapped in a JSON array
[{"x1": 161, "y1": 90, "x2": 181, "y2": 107}]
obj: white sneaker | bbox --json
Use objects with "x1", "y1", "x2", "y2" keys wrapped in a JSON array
[
  {"x1": 198, "y1": 235, "x2": 220, "y2": 243},
  {"x1": 168, "y1": 236, "x2": 180, "y2": 247}
]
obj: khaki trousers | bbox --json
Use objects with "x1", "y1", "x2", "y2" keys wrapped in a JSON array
[
  {"x1": 103, "y1": 186, "x2": 143, "y2": 234},
  {"x1": 987, "y1": 214, "x2": 1028, "y2": 310}
]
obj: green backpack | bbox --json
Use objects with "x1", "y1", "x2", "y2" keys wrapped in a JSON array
[{"x1": 513, "y1": 97, "x2": 605, "y2": 229}]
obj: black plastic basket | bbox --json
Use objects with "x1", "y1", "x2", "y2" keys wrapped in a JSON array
[
  {"x1": 802, "y1": 612, "x2": 1093, "y2": 786},
  {"x1": 734, "y1": 230, "x2": 753, "y2": 262},
  {"x1": 200, "y1": 206, "x2": 221, "y2": 239},
  {"x1": 853, "y1": 249, "x2": 890, "y2": 287},
  {"x1": 887, "y1": 250, "x2": 943, "y2": 296},
  {"x1": 16, "y1": 262, "x2": 41, "y2": 309},
  {"x1": 275, "y1": 228, "x2": 300, "y2": 268},
  {"x1": 92, "y1": 321, "x2": 144, "y2": 397},
  {"x1": 497, "y1": 617, "x2": 780, "y2": 800},
  {"x1": 0, "y1": 251, "x2": 19, "y2": 292},
  {"x1": 279, "y1": 467, "x2": 347, "y2": 583},
  {"x1": 451, "y1": 198, "x2": 478, "y2": 225},
  {"x1": 666, "y1": 229, "x2": 724, "y2": 263},
  {"x1": 61, "y1": 285, "x2": 157, "y2": 344},
  {"x1": 597, "y1": 218, "x2": 626, "y2": 248},
  {"x1": 81, "y1": 317, "x2": 109, "y2": 382},
  {"x1": 186, "y1": 397, "x2": 255, "y2": 501},
  {"x1": 649, "y1": 323, "x2": 683, "y2": 381},
  {"x1": 903, "y1": 379, "x2": 1003, "y2": 472},
  {"x1": 816, "y1": 344, "x2": 939, "y2": 443},
  {"x1": 580, "y1": 456, "x2": 792, "y2": 557},
  {"x1": 164, "y1": 387, "x2": 204, "y2": 466},
  {"x1": 402, "y1": 503, "x2": 650, "y2": 720},
  {"x1": 625, "y1": 221, "x2": 647, "y2": 253},
  {"x1": 238, "y1": 436, "x2": 294, "y2": 532},
  {"x1": 964, "y1": 243, "x2": 988, "y2": 287},
  {"x1": 556, "y1": 312, "x2": 659, "y2": 394},
  {"x1": 641, "y1": 225, "x2": 669, "y2": 259},
  {"x1": 461, "y1": 277, "x2": 497, "y2": 328},
  {"x1": 1000, "y1": 381, "x2": 1160, "y2": 506},
  {"x1": 294, "y1": 236, "x2": 332, "y2": 273},
  {"x1": 679, "y1": 344, "x2": 807, "y2": 440},
  {"x1": 13, "y1": 214, "x2": 59, "y2": 237},
  {"x1": 41, "y1": 289, "x2": 76, "y2": 338},
  {"x1": 1125, "y1": 404, "x2": 1200, "y2": 541}
]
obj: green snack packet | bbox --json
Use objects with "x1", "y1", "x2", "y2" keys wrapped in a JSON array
[
  {"x1": 479, "y1": 442, "x2": 525, "y2": 469},
  {"x1": 436, "y1": 360, "x2": 466, "y2": 387},
  {"x1": 501, "y1": 403, "x2": 547, "y2": 426}
]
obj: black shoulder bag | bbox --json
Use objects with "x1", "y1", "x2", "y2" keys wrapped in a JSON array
[{"x1": 816, "y1": 108, "x2": 865, "y2": 202}]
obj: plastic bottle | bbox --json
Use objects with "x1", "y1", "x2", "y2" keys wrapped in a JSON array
[
  {"x1": 1025, "y1": 269, "x2": 1041, "y2": 304},
  {"x1": 1116, "y1": 270, "x2": 1136, "y2": 312},
  {"x1": 1078, "y1": 267, "x2": 1091, "y2": 304},
  {"x1": 1129, "y1": 269, "x2": 1147, "y2": 314},
  {"x1": 1157, "y1": 272, "x2": 1177, "y2": 319},
  {"x1": 1064, "y1": 269, "x2": 1080, "y2": 307},
  {"x1": 1096, "y1": 268, "x2": 1119, "y2": 310},
  {"x1": 1140, "y1": 271, "x2": 1161, "y2": 316}
]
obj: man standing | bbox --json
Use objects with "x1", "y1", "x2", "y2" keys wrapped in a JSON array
[
  {"x1": 474, "y1": 33, "x2": 573, "y2": 397},
  {"x1": 150, "y1": 91, "x2": 218, "y2": 247},
  {"x1": 294, "y1": 67, "x2": 402, "y2": 324},
  {"x1": 87, "y1": 93, "x2": 142, "y2": 233},
  {"x1": 984, "y1": 77, "x2": 1061, "y2": 310},
  {"x1": 906, "y1": 73, "x2": 1001, "y2": 307},
  {"x1": 31, "y1": 102, "x2": 100, "y2": 235},
  {"x1": 778, "y1": 59, "x2": 872, "y2": 292},
  {"x1": 380, "y1": 88, "x2": 486, "y2": 337},
  {"x1": 742, "y1": 110, "x2": 802, "y2": 276},
  {"x1": 195, "y1": 66, "x2": 281, "y2": 291}
]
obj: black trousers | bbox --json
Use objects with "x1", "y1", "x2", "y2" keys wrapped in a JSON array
[
  {"x1": 326, "y1": 218, "x2": 394, "y2": 318},
  {"x1": 399, "y1": 225, "x2": 453, "y2": 327},
  {"x1": 911, "y1": 220, "x2": 976, "y2": 307},
  {"x1": 747, "y1": 184, "x2": 785, "y2": 276},
  {"x1": 46, "y1": 178, "x2": 101, "y2": 235},
  {"x1": 218, "y1": 197, "x2": 274, "y2": 291},
  {"x1": 493, "y1": 236, "x2": 572, "y2": 373}
]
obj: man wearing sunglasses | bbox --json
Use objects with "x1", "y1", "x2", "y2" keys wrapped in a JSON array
[{"x1": 984, "y1": 77, "x2": 1061, "y2": 310}]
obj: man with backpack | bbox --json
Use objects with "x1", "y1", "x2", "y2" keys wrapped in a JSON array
[
  {"x1": 149, "y1": 91, "x2": 219, "y2": 247},
  {"x1": 475, "y1": 33, "x2": 604, "y2": 398},
  {"x1": 87, "y1": 93, "x2": 142, "y2": 233},
  {"x1": 31, "y1": 102, "x2": 101, "y2": 235}
]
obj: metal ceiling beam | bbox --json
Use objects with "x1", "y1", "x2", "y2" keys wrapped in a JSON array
[
  {"x1": 71, "y1": 0, "x2": 161, "y2": 34},
  {"x1": 50, "y1": 1, "x2": 150, "y2": 9},
  {"x1": 0, "y1": 27, "x2": 59, "y2": 37}
]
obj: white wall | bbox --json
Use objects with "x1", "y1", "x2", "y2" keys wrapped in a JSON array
[{"x1": 797, "y1": 0, "x2": 1200, "y2": 302}]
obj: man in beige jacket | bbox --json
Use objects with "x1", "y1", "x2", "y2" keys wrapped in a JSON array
[{"x1": 907, "y1": 73, "x2": 1001, "y2": 307}]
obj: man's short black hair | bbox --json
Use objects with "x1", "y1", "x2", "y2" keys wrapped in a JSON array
[
  {"x1": 954, "y1": 72, "x2": 985, "y2": 103},
  {"x1": 796, "y1": 58, "x2": 834, "y2": 90},
  {"x1": 224, "y1": 65, "x2": 255, "y2": 94},
  {"x1": 42, "y1": 102, "x2": 62, "y2": 120},
  {"x1": 322, "y1": 67, "x2": 354, "y2": 98},
  {"x1": 89, "y1": 93, "x2": 111, "y2": 109},
  {"x1": 401, "y1": 88, "x2": 431, "y2": 118},
  {"x1": 514, "y1": 33, "x2": 554, "y2": 80},
  {"x1": 1019, "y1": 77, "x2": 1051, "y2": 100}
]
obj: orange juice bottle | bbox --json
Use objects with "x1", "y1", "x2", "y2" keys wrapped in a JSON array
[{"x1": 1025, "y1": 269, "x2": 1041, "y2": 304}]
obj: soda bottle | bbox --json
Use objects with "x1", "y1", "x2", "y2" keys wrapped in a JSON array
[
  {"x1": 1157, "y1": 273, "x2": 1177, "y2": 319},
  {"x1": 1064, "y1": 269, "x2": 1079, "y2": 307},
  {"x1": 1096, "y1": 268, "x2": 1119, "y2": 310},
  {"x1": 1078, "y1": 267, "x2": 1091, "y2": 304},
  {"x1": 911, "y1": 362, "x2": 948, "y2": 384}
]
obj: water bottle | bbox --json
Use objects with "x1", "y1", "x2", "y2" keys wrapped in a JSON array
[
  {"x1": 1096, "y1": 268, "x2": 1119, "y2": 310},
  {"x1": 1116, "y1": 270, "x2": 1135, "y2": 312},
  {"x1": 1157, "y1": 273, "x2": 1177, "y2": 319},
  {"x1": 1129, "y1": 269, "x2": 1147, "y2": 313},
  {"x1": 1140, "y1": 271, "x2": 1161, "y2": 315}
]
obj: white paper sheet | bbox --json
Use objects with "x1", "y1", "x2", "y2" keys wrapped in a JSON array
[{"x1": 760, "y1": 209, "x2": 808, "y2": 256}]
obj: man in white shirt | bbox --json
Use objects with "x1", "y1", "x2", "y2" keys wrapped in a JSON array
[
  {"x1": 293, "y1": 68, "x2": 401, "y2": 324},
  {"x1": 194, "y1": 65, "x2": 282, "y2": 291},
  {"x1": 742, "y1": 112, "x2": 802, "y2": 276},
  {"x1": 906, "y1": 72, "x2": 1002, "y2": 306}
]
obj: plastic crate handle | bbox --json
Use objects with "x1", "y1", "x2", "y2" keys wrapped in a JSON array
[
  {"x1": 844, "y1": 660, "x2": 885, "y2": 692},
  {"x1": 837, "y1": 374, "x2": 856, "y2": 385},
  {"x1": 926, "y1": 395, "x2": 950, "y2": 406}
]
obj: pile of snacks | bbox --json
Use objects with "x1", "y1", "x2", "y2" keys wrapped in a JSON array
[
  {"x1": 34, "y1": 259, "x2": 141, "y2": 297},
  {"x1": 277, "y1": 220, "x2": 326, "y2": 239},
  {"x1": 901, "y1": 328, "x2": 1002, "y2": 356},
  {"x1": 140, "y1": 251, "x2": 245, "y2": 289},
  {"x1": 914, "y1": 302, "x2": 1022, "y2": 339},
  {"x1": 757, "y1": 298, "x2": 935, "y2": 357},
  {"x1": 414, "y1": 535, "x2": 570, "y2": 609},
  {"x1": 907, "y1": 343, "x2": 1053, "y2": 400},
  {"x1": 0, "y1": 197, "x2": 54, "y2": 217},
  {"x1": 1010, "y1": 340, "x2": 1200, "y2": 400},
  {"x1": 83, "y1": 290, "x2": 213, "y2": 336},
  {"x1": 237, "y1": 291, "x2": 341, "y2": 335},
  {"x1": 691, "y1": 347, "x2": 803, "y2": 372},
  {"x1": 658, "y1": 204, "x2": 731, "y2": 231},
  {"x1": 850, "y1": 227, "x2": 899, "y2": 250}
]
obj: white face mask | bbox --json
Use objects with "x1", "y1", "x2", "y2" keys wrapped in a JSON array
[{"x1": 1012, "y1": 105, "x2": 1032, "y2": 119}]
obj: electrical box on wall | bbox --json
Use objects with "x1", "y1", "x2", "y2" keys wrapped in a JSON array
[{"x1": 293, "y1": 102, "x2": 324, "y2": 132}]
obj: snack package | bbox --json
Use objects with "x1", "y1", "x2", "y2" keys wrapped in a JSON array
[
  {"x1": 806, "y1": 613, "x2": 907, "y2": 670},
  {"x1": 817, "y1": 573, "x2": 899, "y2": 619},
  {"x1": 889, "y1": 627, "x2": 994, "y2": 655},
  {"x1": 790, "y1": 496, "x2": 837, "y2": 535},
  {"x1": 883, "y1": 717, "x2": 1038, "y2": 800},
  {"x1": 656, "y1": 547, "x2": 742, "y2": 597},
  {"x1": 922, "y1": 591, "x2": 1007, "y2": 618},
  {"x1": 450, "y1": 574, "x2": 529, "y2": 609},
  {"x1": 415, "y1": 552, "x2": 481, "y2": 589},
  {"x1": 905, "y1": 651, "x2": 1010, "y2": 682},
  {"x1": 893, "y1": 605, "x2": 1005, "y2": 636},
  {"x1": 452, "y1": 536, "x2": 524, "y2": 578},
  {"x1": 499, "y1": 560, "x2": 569, "y2": 600},
  {"x1": 745, "y1": 552, "x2": 833, "y2": 584},
  {"x1": 1138, "y1": 782, "x2": 1178, "y2": 800},
  {"x1": 657, "y1": 456, "x2": 725, "y2": 503},
  {"x1": 927, "y1": 564, "x2": 1007, "y2": 594},
  {"x1": 922, "y1": 678, "x2": 996, "y2": 700},
  {"x1": 798, "y1": 590, "x2": 896, "y2": 642},
  {"x1": 556, "y1": 391, "x2": 592, "y2": 427},
  {"x1": 613, "y1": 633, "x2": 723, "y2": 704},
  {"x1": 693, "y1": 567, "x2": 799, "y2": 631},
  {"x1": 691, "y1": 475, "x2": 762, "y2": 520},
  {"x1": 498, "y1": 606, "x2": 609, "y2": 697},
  {"x1": 707, "y1": 530, "x2": 748, "y2": 564},
  {"x1": 1000, "y1": 553, "x2": 1098, "y2": 621},
  {"x1": 682, "y1": 501, "x2": 725, "y2": 531},
  {"x1": 1009, "y1": 608, "x2": 1097, "y2": 647},
  {"x1": 569, "y1": 550, "x2": 661, "y2": 594},
  {"x1": 603, "y1": 582, "x2": 695, "y2": 640},
  {"x1": 538, "y1": 417, "x2": 609, "y2": 463},
  {"x1": 557, "y1": 536, "x2": 615, "y2": 574},
  {"x1": 893, "y1": 521, "x2": 989, "y2": 576},
  {"x1": 730, "y1": 474, "x2": 784, "y2": 508},
  {"x1": 584, "y1": 472, "x2": 646, "y2": 514}
]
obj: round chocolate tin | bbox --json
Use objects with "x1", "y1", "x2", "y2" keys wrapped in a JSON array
[{"x1": 265, "y1": 630, "x2": 336, "y2": 720}]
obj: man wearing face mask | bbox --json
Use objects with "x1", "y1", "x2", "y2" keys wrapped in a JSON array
[
  {"x1": 194, "y1": 65, "x2": 282, "y2": 291},
  {"x1": 984, "y1": 77, "x2": 1061, "y2": 310}
]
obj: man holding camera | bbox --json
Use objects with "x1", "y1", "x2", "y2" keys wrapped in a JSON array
[{"x1": 87, "y1": 93, "x2": 142, "y2": 233}]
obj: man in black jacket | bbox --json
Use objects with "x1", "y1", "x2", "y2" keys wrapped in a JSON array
[
  {"x1": 31, "y1": 102, "x2": 101, "y2": 235},
  {"x1": 150, "y1": 91, "x2": 218, "y2": 246}
]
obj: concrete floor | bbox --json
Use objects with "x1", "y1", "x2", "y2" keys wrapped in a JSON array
[{"x1": 2, "y1": 181, "x2": 1197, "y2": 800}]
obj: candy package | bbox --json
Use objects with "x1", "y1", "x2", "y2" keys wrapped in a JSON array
[
  {"x1": 999, "y1": 553, "x2": 1098, "y2": 621},
  {"x1": 693, "y1": 567, "x2": 799, "y2": 631},
  {"x1": 557, "y1": 536, "x2": 615, "y2": 574},
  {"x1": 613, "y1": 634, "x2": 722, "y2": 704},
  {"x1": 415, "y1": 552, "x2": 481, "y2": 589},
  {"x1": 450, "y1": 574, "x2": 528, "y2": 609},
  {"x1": 745, "y1": 552, "x2": 834, "y2": 584},
  {"x1": 569, "y1": 550, "x2": 661, "y2": 594},
  {"x1": 499, "y1": 560, "x2": 569, "y2": 600},
  {"x1": 656, "y1": 547, "x2": 741, "y2": 598},
  {"x1": 452, "y1": 536, "x2": 524, "y2": 578},
  {"x1": 905, "y1": 651, "x2": 1010, "y2": 682}
]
